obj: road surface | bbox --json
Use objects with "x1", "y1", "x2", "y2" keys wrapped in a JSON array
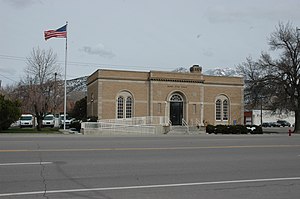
[{"x1": 0, "y1": 134, "x2": 300, "y2": 198}]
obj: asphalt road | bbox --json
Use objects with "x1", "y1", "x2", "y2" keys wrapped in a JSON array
[
  {"x1": 0, "y1": 134, "x2": 300, "y2": 199},
  {"x1": 262, "y1": 126, "x2": 294, "y2": 134}
]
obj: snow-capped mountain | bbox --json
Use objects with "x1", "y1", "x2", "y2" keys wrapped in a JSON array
[
  {"x1": 204, "y1": 67, "x2": 241, "y2": 77},
  {"x1": 66, "y1": 76, "x2": 88, "y2": 93}
]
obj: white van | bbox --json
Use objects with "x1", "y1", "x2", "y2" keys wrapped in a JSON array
[
  {"x1": 20, "y1": 114, "x2": 34, "y2": 128},
  {"x1": 42, "y1": 114, "x2": 55, "y2": 128}
]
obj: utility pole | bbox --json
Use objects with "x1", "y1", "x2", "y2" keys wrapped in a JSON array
[
  {"x1": 260, "y1": 97, "x2": 263, "y2": 126},
  {"x1": 54, "y1": 72, "x2": 57, "y2": 116}
]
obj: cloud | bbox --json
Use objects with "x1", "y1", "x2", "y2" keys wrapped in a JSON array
[
  {"x1": 202, "y1": 49, "x2": 214, "y2": 57},
  {"x1": 0, "y1": 66, "x2": 16, "y2": 75},
  {"x1": 204, "y1": 1, "x2": 300, "y2": 24},
  {"x1": 205, "y1": 6, "x2": 247, "y2": 24},
  {"x1": 2, "y1": 0, "x2": 42, "y2": 8},
  {"x1": 80, "y1": 43, "x2": 116, "y2": 58}
]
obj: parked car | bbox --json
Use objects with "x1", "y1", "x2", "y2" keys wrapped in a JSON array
[
  {"x1": 60, "y1": 114, "x2": 73, "y2": 128},
  {"x1": 42, "y1": 114, "x2": 55, "y2": 128},
  {"x1": 276, "y1": 120, "x2": 291, "y2": 127},
  {"x1": 270, "y1": 122, "x2": 281, "y2": 127},
  {"x1": 20, "y1": 114, "x2": 34, "y2": 128},
  {"x1": 262, "y1": 122, "x2": 272, "y2": 127}
]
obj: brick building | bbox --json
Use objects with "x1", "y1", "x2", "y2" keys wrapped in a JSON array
[{"x1": 87, "y1": 65, "x2": 244, "y2": 126}]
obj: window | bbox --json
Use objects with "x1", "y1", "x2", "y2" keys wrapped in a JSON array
[
  {"x1": 216, "y1": 99, "x2": 221, "y2": 120},
  {"x1": 223, "y1": 100, "x2": 228, "y2": 120},
  {"x1": 116, "y1": 91, "x2": 134, "y2": 119},
  {"x1": 126, "y1": 96, "x2": 132, "y2": 118},
  {"x1": 170, "y1": 94, "x2": 183, "y2": 102},
  {"x1": 215, "y1": 95, "x2": 229, "y2": 122},
  {"x1": 117, "y1": 96, "x2": 124, "y2": 118}
]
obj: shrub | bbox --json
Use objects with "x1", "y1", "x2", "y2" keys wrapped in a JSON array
[
  {"x1": 206, "y1": 124, "x2": 215, "y2": 134},
  {"x1": 69, "y1": 121, "x2": 81, "y2": 131},
  {"x1": 206, "y1": 124, "x2": 255, "y2": 135},
  {"x1": 0, "y1": 95, "x2": 21, "y2": 132},
  {"x1": 251, "y1": 125, "x2": 263, "y2": 134},
  {"x1": 228, "y1": 125, "x2": 238, "y2": 134},
  {"x1": 215, "y1": 125, "x2": 228, "y2": 134},
  {"x1": 227, "y1": 125, "x2": 247, "y2": 134},
  {"x1": 238, "y1": 125, "x2": 248, "y2": 134},
  {"x1": 87, "y1": 116, "x2": 98, "y2": 122}
]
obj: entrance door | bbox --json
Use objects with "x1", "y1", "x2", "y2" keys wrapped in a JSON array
[{"x1": 170, "y1": 101, "x2": 183, "y2": 125}]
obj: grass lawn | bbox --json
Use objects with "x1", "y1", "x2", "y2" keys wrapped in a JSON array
[{"x1": 0, "y1": 127, "x2": 62, "y2": 134}]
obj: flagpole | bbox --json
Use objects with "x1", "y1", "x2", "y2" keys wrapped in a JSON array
[{"x1": 63, "y1": 21, "x2": 68, "y2": 130}]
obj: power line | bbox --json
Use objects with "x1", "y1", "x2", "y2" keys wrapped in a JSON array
[
  {"x1": 0, "y1": 73, "x2": 18, "y2": 83},
  {"x1": 0, "y1": 54, "x2": 176, "y2": 71},
  {"x1": 0, "y1": 53, "x2": 181, "y2": 84},
  {"x1": 0, "y1": 55, "x2": 27, "y2": 61}
]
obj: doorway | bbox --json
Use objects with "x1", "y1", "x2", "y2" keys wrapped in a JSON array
[{"x1": 169, "y1": 94, "x2": 184, "y2": 125}]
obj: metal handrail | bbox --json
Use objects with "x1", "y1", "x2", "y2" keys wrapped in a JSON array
[
  {"x1": 82, "y1": 122, "x2": 155, "y2": 134},
  {"x1": 182, "y1": 118, "x2": 189, "y2": 133},
  {"x1": 100, "y1": 116, "x2": 169, "y2": 126},
  {"x1": 81, "y1": 116, "x2": 170, "y2": 135}
]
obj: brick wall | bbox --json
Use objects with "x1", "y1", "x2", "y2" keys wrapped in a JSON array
[{"x1": 87, "y1": 69, "x2": 244, "y2": 125}]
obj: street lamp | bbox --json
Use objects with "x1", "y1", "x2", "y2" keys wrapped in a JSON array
[
  {"x1": 260, "y1": 97, "x2": 263, "y2": 126},
  {"x1": 54, "y1": 72, "x2": 57, "y2": 116}
]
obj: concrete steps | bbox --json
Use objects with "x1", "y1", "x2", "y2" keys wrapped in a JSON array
[{"x1": 168, "y1": 126, "x2": 205, "y2": 135}]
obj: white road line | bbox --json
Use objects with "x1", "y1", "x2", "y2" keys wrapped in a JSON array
[
  {"x1": 0, "y1": 162, "x2": 52, "y2": 166},
  {"x1": 0, "y1": 177, "x2": 300, "y2": 197}
]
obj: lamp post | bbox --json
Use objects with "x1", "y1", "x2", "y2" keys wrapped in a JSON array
[
  {"x1": 54, "y1": 72, "x2": 57, "y2": 116},
  {"x1": 260, "y1": 96, "x2": 263, "y2": 126}
]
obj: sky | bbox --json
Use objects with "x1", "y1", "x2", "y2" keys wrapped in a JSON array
[{"x1": 1, "y1": 0, "x2": 300, "y2": 86}]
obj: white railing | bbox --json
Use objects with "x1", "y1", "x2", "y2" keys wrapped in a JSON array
[
  {"x1": 82, "y1": 122, "x2": 156, "y2": 134},
  {"x1": 188, "y1": 118, "x2": 202, "y2": 127},
  {"x1": 168, "y1": 120, "x2": 172, "y2": 130},
  {"x1": 182, "y1": 118, "x2": 189, "y2": 133},
  {"x1": 100, "y1": 116, "x2": 169, "y2": 126},
  {"x1": 195, "y1": 118, "x2": 202, "y2": 127},
  {"x1": 81, "y1": 116, "x2": 170, "y2": 135}
]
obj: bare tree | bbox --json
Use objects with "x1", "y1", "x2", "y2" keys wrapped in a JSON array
[
  {"x1": 238, "y1": 22, "x2": 300, "y2": 133},
  {"x1": 22, "y1": 48, "x2": 62, "y2": 130},
  {"x1": 237, "y1": 57, "x2": 265, "y2": 109}
]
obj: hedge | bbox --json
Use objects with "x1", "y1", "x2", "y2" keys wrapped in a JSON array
[{"x1": 206, "y1": 124, "x2": 263, "y2": 134}]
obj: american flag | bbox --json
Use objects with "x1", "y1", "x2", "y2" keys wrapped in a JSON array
[{"x1": 44, "y1": 24, "x2": 67, "y2": 40}]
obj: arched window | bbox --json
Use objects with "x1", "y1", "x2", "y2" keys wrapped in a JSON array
[
  {"x1": 117, "y1": 96, "x2": 124, "y2": 118},
  {"x1": 116, "y1": 91, "x2": 134, "y2": 118},
  {"x1": 170, "y1": 94, "x2": 183, "y2": 102},
  {"x1": 126, "y1": 96, "x2": 133, "y2": 118},
  {"x1": 215, "y1": 99, "x2": 221, "y2": 120},
  {"x1": 215, "y1": 95, "x2": 229, "y2": 122},
  {"x1": 223, "y1": 100, "x2": 228, "y2": 120}
]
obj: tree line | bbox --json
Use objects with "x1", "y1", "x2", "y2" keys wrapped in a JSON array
[{"x1": 0, "y1": 48, "x2": 86, "y2": 131}]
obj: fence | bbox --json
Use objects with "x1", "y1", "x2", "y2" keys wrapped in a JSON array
[
  {"x1": 100, "y1": 116, "x2": 169, "y2": 126},
  {"x1": 81, "y1": 116, "x2": 170, "y2": 135}
]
